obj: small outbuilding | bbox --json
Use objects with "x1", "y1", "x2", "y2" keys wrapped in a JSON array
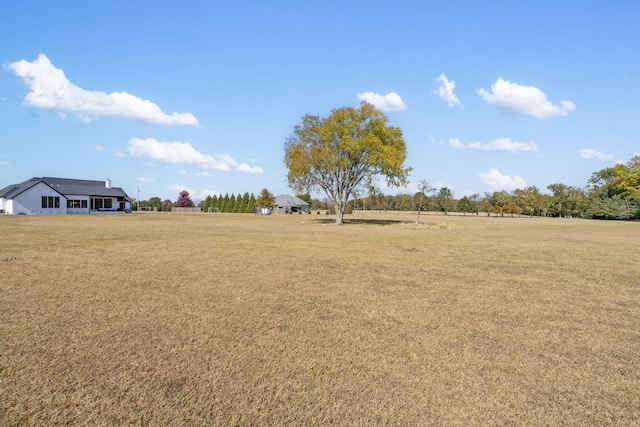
[{"x1": 254, "y1": 206, "x2": 273, "y2": 215}]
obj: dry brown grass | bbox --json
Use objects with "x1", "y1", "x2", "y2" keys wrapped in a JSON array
[{"x1": 1, "y1": 212, "x2": 639, "y2": 426}]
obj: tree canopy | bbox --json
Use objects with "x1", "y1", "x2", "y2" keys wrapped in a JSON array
[
  {"x1": 175, "y1": 190, "x2": 195, "y2": 207},
  {"x1": 457, "y1": 196, "x2": 477, "y2": 216},
  {"x1": 436, "y1": 187, "x2": 453, "y2": 215},
  {"x1": 256, "y1": 188, "x2": 275, "y2": 208},
  {"x1": 284, "y1": 102, "x2": 411, "y2": 224},
  {"x1": 587, "y1": 155, "x2": 640, "y2": 219}
]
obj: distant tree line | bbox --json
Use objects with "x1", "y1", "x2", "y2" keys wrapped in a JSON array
[
  {"x1": 132, "y1": 196, "x2": 174, "y2": 212},
  {"x1": 130, "y1": 155, "x2": 639, "y2": 220},
  {"x1": 132, "y1": 189, "x2": 277, "y2": 214},
  {"x1": 308, "y1": 155, "x2": 640, "y2": 220}
]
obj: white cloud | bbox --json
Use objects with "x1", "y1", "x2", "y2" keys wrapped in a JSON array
[
  {"x1": 579, "y1": 148, "x2": 614, "y2": 161},
  {"x1": 8, "y1": 54, "x2": 199, "y2": 126},
  {"x1": 237, "y1": 163, "x2": 264, "y2": 174},
  {"x1": 94, "y1": 144, "x2": 105, "y2": 152},
  {"x1": 477, "y1": 78, "x2": 575, "y2": 119},
  {"x1": 356, "y1": 92, "x2": 407, "y2": 112},
  {"x1": 167, "y1": 183, "x2": 219, "y2": 201},
  {"x1": 432, "y1": 73, "x2": 461, "y2": 107},
  {"x1": 127, "y1": 137, "x2": 263, "y2": 174},
  {"x1": 477, "y1": 169, "x2": 526, "y2": 191},
  {"x1": 449, "y1": 137, "x2": 537, "y2": 153},
  {"x1": 0, "y1": 161, "x2": 11, "y2": 168},
  {"x1": 200, "y1": 189, "x2": 220, "y2": 199},
  {"x1": 178, "y1": 169, "x2": 188, "y2": 175},
  {"x1": 448, "y1": 138, "x2": 464, "y2": 149},
  {"x1": 197, "y1": 171, "x2": 215, "y2": 177},
  {"x1": 137, "y1": 177, "x2": 154, "y2": 183},
  {"x1": 469, "y1": 138, "x2": 538, "y2": 153}
]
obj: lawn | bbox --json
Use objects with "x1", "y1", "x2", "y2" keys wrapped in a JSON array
[{"x1": 1, "y1": 212, "x2": 639, "y2": 425}]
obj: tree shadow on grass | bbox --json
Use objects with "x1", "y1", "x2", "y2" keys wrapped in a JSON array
[{"x1": 311, "y1": 218, "x2": 409, "y2": 226}]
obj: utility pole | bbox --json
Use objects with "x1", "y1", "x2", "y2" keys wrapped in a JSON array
[{"x1": 137, "y1": 186, "x2": 140, "y2": 212}]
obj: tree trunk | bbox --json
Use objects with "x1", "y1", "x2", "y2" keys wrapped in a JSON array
[{"x1": 334, "y1": 191, "x2": 351, "y2": 225}]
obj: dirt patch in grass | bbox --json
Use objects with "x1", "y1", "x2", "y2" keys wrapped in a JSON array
[{"x1": 1, "y1": 212, "x2": 639, "y2": 425}]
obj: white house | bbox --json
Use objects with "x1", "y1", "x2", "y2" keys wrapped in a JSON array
[{"x1": 0, "y1": 177, "x2": 131, "y2": 215}]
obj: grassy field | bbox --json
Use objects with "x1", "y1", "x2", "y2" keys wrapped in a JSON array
[{"x1": 1, "y1": 212, "x2": 639, "y2": 426}]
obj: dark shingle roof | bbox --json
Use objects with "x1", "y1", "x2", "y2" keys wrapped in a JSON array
[
  {"x1": 0, "y1": 177, "x2": 44, "y2": 199},
  {"x1": 0, "y1": 177, "x2": 130, "y2": 200}
]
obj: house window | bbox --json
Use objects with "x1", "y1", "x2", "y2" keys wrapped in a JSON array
[
  {"x1": 42, "y1": 196, "x2": 60, "y2": 209},
  {"x1": 92, "y1": 198, "x2": 113, "y2": 210},
  {"x1": 67, "y1": 199, "x2": 87, "y2": 209}
]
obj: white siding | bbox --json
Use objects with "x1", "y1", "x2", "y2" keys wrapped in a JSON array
[
  {"x1": 1, "y1": 199, "x2": 13, "y2": 214},
  {"x1": 11, "y1": 182, "x2": 66, "y2": 214}
]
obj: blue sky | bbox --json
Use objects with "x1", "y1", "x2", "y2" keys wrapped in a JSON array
[{"x1": 1, "y1": 1, "x2": 639, "y2": 203}]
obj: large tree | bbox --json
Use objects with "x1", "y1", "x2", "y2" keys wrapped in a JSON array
[
  {"x1": 513, "y1": 186, "x2": 544, "y2": 217},
  {"x1": 547, "y1": 183, "x2": 588, "y2": 217},
  {"x1": 148, "y1": 196, "x2": 162, "y2": 211},
  {"x1": 284, "y1": 102, "x2": 411, "y2": 224},
  {"x1": 436, "y1": 187, "x2": 453, "y2": 215},
  {"x1": 457, "y1": 196, "x2": 477, "y2": 216},
  {"x1": 256, "y1": 188, "x2": 275, "y2": 208},
  {"x1": 587, "y1": 155, "x2": 640, "y2": 219},
  {"x1": 175, "y1": 190, "x2": 194, "y2": 207},
  {"x1": 414, "y1": 179, "x2": 435, "y2": 223}
]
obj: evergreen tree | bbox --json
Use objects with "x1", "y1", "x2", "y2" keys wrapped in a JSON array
[
  {"x1": 220, "y1": 193, "x2": 229, "y2": 213},
  {"x1": 247, "y1": 193, "x2": 257, "y2": 213},
  {"x1": 256, "y1": 188, "x2": 275, "y2": 207},
  {"x1": 239, "y1": 192, "x2": 250, "y2": 213},
  {"x1": 586, "y1": 196, "x2": 625, "y2": 219},
  {"x1": 228, "y1": 194, "x2": 237, "y2": 213},
  {"x1": 203, "y1": 195, "x2": 212, "y2": 212}
]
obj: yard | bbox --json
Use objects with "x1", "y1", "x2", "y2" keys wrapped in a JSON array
[{"x1": 1, "y1": 212, "x2": 639, "y2": 425}]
